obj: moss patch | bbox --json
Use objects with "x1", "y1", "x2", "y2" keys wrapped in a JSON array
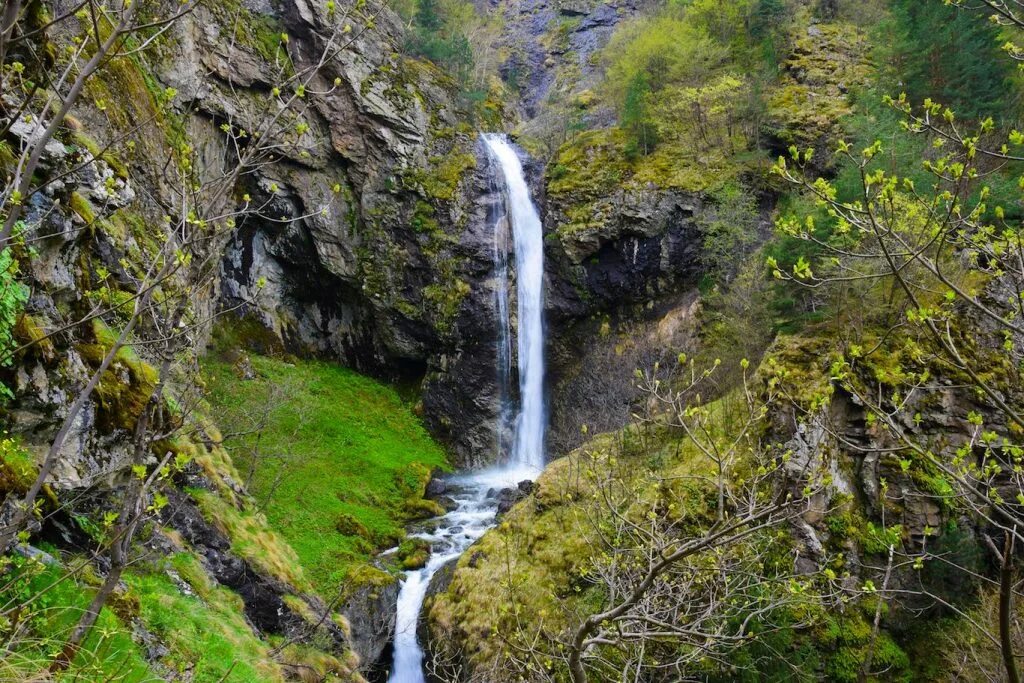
[{"x1": 77, "y1": 319, "x2": 159, "y2": 431}]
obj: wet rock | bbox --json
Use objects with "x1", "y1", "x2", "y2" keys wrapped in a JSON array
[
  {"x1": 424, "y1": 475, "x2": 447, "y2": 499},
  {"x1": 436, "y1": 496, "x2": 459, "y2": 512},
  {"x1": 495, "y1": 480, "x2": 536, "y2": 516},
  {"x1": 342, "y1": 574, "x2": 399, "y2": 673}
]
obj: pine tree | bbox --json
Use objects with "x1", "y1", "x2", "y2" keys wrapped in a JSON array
[
  {"x1": 890, "y1": 0, "x2": 1012, "y2": 118},
  {"x1": 622, "y1": 73, "x2": 658, "y2": 158},
  {"x1": 751, "y1": 0, "x2": 786, "y2": 40}
]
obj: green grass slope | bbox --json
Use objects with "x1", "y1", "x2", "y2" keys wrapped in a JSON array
[{"x1": 203, "y1": 349, "x2": 449, "y2": 594}]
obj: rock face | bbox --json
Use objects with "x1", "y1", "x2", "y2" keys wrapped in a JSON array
[
  {"x1": 342, "y1": 575, "x2": 401, "y2": 675},
  {"x1": 540, "y1": 186, "x2": 714, "y2": 454}
]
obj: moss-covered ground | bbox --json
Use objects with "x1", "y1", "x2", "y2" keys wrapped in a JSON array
[
  {"x1": 0, "y1": 551, "x2": 299, "y2": 682},
  {"x1": 202, "y1": 348, "x2": 449, "y2": 595}
]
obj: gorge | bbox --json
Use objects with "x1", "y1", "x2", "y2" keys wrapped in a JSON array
[
  {"x1": 388, "y1": 134, "x2": 546, "y2": 682},
  {"x1": 1, "y1": 0, "x2": 1023, "y2": 681}
]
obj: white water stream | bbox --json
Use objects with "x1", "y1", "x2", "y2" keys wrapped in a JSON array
[{"x1": 387, "y1": 135, "x2": 547, "y2": 682}]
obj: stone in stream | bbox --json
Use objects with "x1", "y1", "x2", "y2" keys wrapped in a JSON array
[
  {"x1": 496, "y1": 480, "x2": 537, "y2": 516},
  {"x1": 435, "y1": 495, "x2": 458, "y2": 512},
  {"x1": 424, "y1": 473, "x2": 447, "y2": 498}
]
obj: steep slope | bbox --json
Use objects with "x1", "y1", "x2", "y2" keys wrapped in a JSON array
[
  {"x1": 426, "y1": 282, "x2": 1024, "y2": 680},
  {"x1": 0, "y1": 0, "x2": 480, "y2": 678}
]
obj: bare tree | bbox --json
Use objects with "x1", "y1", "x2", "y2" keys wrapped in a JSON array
[{"x1": 430, "y1": 360, "x2": 839, "y2": 682}]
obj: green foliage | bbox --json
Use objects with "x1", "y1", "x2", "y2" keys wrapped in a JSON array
[
  {"x1": 697, "y1": 182, "x2": 760, "y2": 283},
  {"x1": 885, "y1": 0, "x2": 1014, "y2": 119},
  {"x1": 604, "y1": 13, "x2": 730, "y2": 104},
  {"x1": 815, "y1": 611, "x2": 912, "y2": 682},
  {"x1": 621, "y1": 72, "x2": 657, "y2": 158},
  {"x1": 0, "y1": 435, "x2": 35, "y2": 496},
  {"x1": 0, "y1": 556, "x2": 153, "y2": 681},
  {"x1": 202, "y1": 348, "x2": 448, "y2": 593},
  {"x1": 0, "y1": 248, "x2": 28, "y2": 399},
  {"x1": 406, "y1": 0, "x2": 473, "y2": 83},
  {"x1": 862, "y1": 522, "x2": 902, "y2": 554}
]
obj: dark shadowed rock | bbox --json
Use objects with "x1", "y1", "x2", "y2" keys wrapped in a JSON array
[
  {"x1": 159, "y1": 488, "x2": 348, "y2": 651},
  {"x1": 495, "y1": 480, "x2": 536, "y2": 516},
  {"x1": 342, "y1": 574, "x2": 400, "y2": 673}
]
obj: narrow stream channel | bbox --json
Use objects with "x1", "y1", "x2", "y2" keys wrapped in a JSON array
[{"x1": 386, "y1": 134, "x2": 547, "y2": 682}]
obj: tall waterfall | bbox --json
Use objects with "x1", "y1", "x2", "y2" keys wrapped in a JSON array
[
  {"x1": 484, "y1": 134, "x2": 546, "y2": 470},
  {"x1": 387, "y1": 135, "x2": 546, "y2": 683}
]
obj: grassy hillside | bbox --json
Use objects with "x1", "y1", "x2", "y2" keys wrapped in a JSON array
[{"x1": 202, "y1": 346, "x2": 449, "y2": 594}]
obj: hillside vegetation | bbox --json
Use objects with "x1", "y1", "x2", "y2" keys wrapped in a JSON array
[
  {"x1": 1, "y1": 0, "x2": 1024, "y2": 681},
  {"x1": 203, "y1": 330, "x2": 449, "y2": 592}
]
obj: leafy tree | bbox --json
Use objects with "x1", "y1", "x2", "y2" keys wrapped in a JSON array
[
  {"x1": 774, "y1": 93, "x2": 1024, "y2": 683},
  {"x1": 407, "y1": 0, "x2": 474, "y2": 83},
  {"x1": 751, "y1": 0, "x2": 787, "y2": 39},
  {"x1": 604, "y1": 17, "x2": 729, "y2": 101},
  {"x1": 0, "y1": 247, "x2": 27, "y2": 400},
  {"x1": 697, "y1": 182, "x2": 759, "y2": 284}
]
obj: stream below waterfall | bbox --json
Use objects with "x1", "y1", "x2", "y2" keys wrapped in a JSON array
[
  {"x1": 386, "y1": 134, "x2": 547, "y2": 682},
  {"x1": 387, "y1": 466, "x2": 539, "y2": 682}
]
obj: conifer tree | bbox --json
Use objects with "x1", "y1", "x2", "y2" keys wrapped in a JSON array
[{"x1": 889, "y1": 0, "x2": 1011, "y2": 118}]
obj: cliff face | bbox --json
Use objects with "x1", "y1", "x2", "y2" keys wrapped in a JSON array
[{"x1": 3, "y1": 0, "x2": 495, "y2": 675}]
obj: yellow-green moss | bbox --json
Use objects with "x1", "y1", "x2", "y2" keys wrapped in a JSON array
[
  {"x1": 341, "y1": 564, "x2": 397, "y2": 602},
  {"x1": 422, "y1": 153, "x2": 477, "y2": 201},
  {"x1": 0, "y1": 141, "x2": 17, "y2": 174},
  {"x1": 76, "y1": 319, "x2": 159, "y2": 431},
  {"x1": 191, "y1": 487, "x2": 309, "y2": 591},
  {"x1": 13, "y1": 314, "x2": 55, "y2": 360},
  {"x1": 69, "y1": 191, "x2": 97, "y2": 224},
  {"x1": 0, "y1": 436, "x2": 36, "y2": 497},
  {"x1": 765, "y1": 22, "x2": 871, "y2": 146}
]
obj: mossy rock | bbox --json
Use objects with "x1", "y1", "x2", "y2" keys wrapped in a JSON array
[
  {"x1": 395, "y1": 461, "x2": 433, "y2": 499},
  {"x1": 69, "y1": 191, "x2": 96, "y2": 224},
  {"x1": 13, "y1": 314, "x2": 55, "y2": 361},
  {"x1": 335, "y1": 512, "x2": 371, "y2": 539},
  {"x1": 342, "y1": 563, "x2": 397, "y2": 602},
  {"x1": 76, "y1": 319, "x2": 159, "y2": 431},
  {"x1": 396, "y1": 537, "x2": 430, "y2": 570},
  {"x1": 764, "y1": 22, "x2": 871, "y2": 149},
  {"x1": 210, "y1": 314, "x2": 285, "y2": 357},
  {"x1": 108, "y1": 586, "x2": 141, "y2": 622},
  {"x1": 403, "y1": 497, "x2": 446, "y2": 520},
  {"x1": 0, "y1": 437, "x2": 37, "y2": 497},
  {"x1": 0, "y1": 142, "x2": 16, "y2": 175}
]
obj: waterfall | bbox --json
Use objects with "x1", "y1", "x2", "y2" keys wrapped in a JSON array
[
  {"x1": 484, "y1": 134, "x2": 546, "y2": 470},
  {"x1": 387, "y1": 135, "x2": 545, "y2": 683}
]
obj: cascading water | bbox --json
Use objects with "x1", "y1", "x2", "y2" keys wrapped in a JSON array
[
  {"x1": 386, "y1": 135, "x2": 546, "y2": 682},
  {"x1": 486, "y1": 134, "x2": 546, "y2": 470}
]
